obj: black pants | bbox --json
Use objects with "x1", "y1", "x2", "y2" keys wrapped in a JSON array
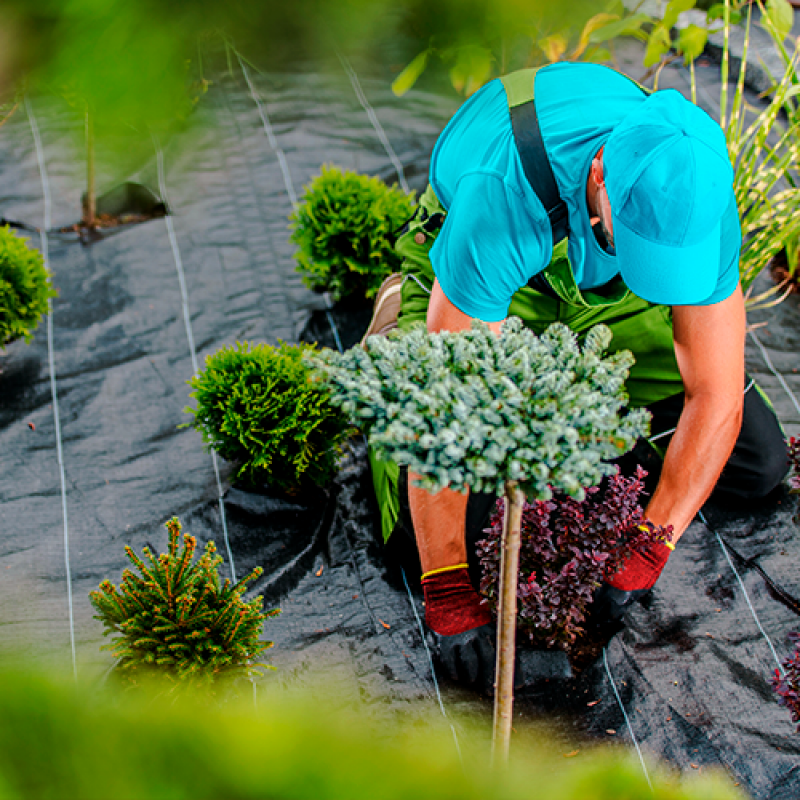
[{"x1": 385, "y1": 378, "x2": 789, "y2": 588}]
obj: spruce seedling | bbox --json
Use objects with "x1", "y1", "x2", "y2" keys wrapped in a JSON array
[
  {"x1": 309, "y1": 318, "x2": 649, "y2": 762},
  {"x1": 90, "y1": 517, "x2": 277, "y2": 688}
]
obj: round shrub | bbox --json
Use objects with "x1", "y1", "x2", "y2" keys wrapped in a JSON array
[
  {"x1": 0, "y1": 225, "x2": 56, "y2": 347},
  {"x1": 186, "y1": 341, "x2": 352, "y2": 492},
  {"x1": 89, "y1": 517, "x2": 276, "y2": 688},
  {"x1": 289, "y1": 164, "x2": 415, "y2": 304},
  {"x1": 478, "y1": 467, "x2": 670, "y2": 649}
]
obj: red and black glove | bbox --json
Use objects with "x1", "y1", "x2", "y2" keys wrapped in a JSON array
[
  {"x1": 422, "y1": 565, "x2": 496, "y2": 693},
  {"x1": 605, "y1": 533, "x2": 675, "y2": 592}
]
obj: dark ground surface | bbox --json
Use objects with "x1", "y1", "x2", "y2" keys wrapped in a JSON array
[{"x1": 0, "y1": 38, "x2": 799, "y2": 800}]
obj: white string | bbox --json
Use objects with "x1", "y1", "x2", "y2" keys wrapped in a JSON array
[
  {"x1": 401, "y1": 569, "x2": 465, "y2": 769},
  {"x1": 337, "y1": 52, "x2": 411, "y2": 195},
  {"x1": 602, "y1": 648, "x2": 653, "y2": 793},
  {"x1": 26, "y1": 97, "x2": 78, "y2": 682},
  {"x1": 152, "y1": 133, "x2": 237, "y2": 584},
  {"x1": 698, "y1": 510, "x2": 784, "y2": 675},
  {"x1": 748, "y1": 329, "x2": 800, "y2": 418},
  {"x1": 237, "y1": 56, "x2": 298, "y2": 210}
]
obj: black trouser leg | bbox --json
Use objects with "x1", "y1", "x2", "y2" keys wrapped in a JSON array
[{"x1": 612, "y1": 376, "x2": 789, "y2": 503}]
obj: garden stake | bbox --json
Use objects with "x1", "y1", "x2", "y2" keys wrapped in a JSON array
[{"x1": 491, "y1": 479, "x2": 525, "y2": 766}]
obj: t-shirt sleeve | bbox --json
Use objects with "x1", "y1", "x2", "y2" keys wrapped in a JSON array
[{"x1": 429, "y1": 170, "x2": 551, "y2": 322}]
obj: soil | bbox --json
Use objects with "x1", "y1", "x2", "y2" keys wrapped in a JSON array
[
  {"x1": 56, "y1": 209, "x2": 167, "y2": 242},
  {"x1": 770, "y1": 250, "x2": 800, "y2": 295}
]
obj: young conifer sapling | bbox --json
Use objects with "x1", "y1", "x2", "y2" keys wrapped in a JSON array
[{"x1": 309, "y1": 318, "x2": 649, "y2": 762}]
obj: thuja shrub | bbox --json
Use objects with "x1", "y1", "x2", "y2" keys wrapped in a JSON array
[
  {"x1": 772, "y1": 632, "x2": 800, "y2": 733},
  {"x1": 289, "y1": 164, "x2": 415, "y2": 304},
  {"x1": 90, "y1": 517, "x2": 276, "y2": 687},
  {"x1": 186, "y1": 341, "x2": 352, "y2": 491},
  {"x1": 0, "y1": 225, "x2": 56, "y2": 347},
  {"x1": 309, "y1": 319, "x2": 649, "y2": 499},
  {"x1": 478, "y1": 467, "x2": 670, "y2": 648}
]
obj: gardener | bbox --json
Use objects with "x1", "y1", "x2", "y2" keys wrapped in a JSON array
[{"x1": 365, "y1": 62, "x2": 789, "y2": 690}]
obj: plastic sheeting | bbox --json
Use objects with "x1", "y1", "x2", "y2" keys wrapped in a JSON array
[{"x1": 1, "y1": 47, "x2": 799, "y2": 799}]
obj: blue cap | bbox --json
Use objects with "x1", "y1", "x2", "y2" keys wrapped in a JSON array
[{"x1": 604, "y1": 90, "x2": 741, "y2": 306}]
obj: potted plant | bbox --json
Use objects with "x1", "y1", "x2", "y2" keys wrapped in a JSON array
[
  {"x1": 89, "y1": 517, "x2": 275, "y2": 690},
  {"x1": 0, "y1": 225, "x2": 56, "y2": 349},
  {"x1": 309, "y1": 317, "x2": 649, "y2": 760},
  {"x1": 289, "y1": 165, "x2": 415, "y2": 307}
]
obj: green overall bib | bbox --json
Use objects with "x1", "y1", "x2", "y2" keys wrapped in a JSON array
[{"x1": 370, "y1": 70, "x2": 684, "y2": 544}]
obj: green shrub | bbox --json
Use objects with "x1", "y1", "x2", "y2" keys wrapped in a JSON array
[
  {"x1": 0, "y1": 668, "x2": 747, "y2": 800},
  {"x1": 309, "y1": 319, "x2": 649, "y2": 499},
  {"x1": 89, "y1": 517, "x2": 276, "y2": 688},
  {"x1": 0, "y1": 225, "x2": 56, "y2": 347},
  {"x1": 186, "y1": 341, "x2": 352, "y2": 491},
  {"x1": 289, "y1": 164, "x2": 415, "y2": 304}
]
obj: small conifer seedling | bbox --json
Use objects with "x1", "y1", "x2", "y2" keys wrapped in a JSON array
[
  {"x1": 186, "y1": 341, "x2": 352, "y2": 492},
  {"x1": 90, "y1": 517, "x2": 277, "y2": 687},
  {"x1": 309, "y1": 318, "x2": 649, "y2": 761},
  {"x1": 289, "y1": 165, "x2": 415, "y2": 304},
  {"x1": 0, "y1": 225, "x2": 56, "y2": 347}
]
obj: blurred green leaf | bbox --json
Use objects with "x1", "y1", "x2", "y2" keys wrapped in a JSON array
[
  {"x1": 588, "y1": 13, "x2": 651, "y2": 43},
  {"x1": 706, "y1": 3, "x2": 742, "y2": 24},
  {"x1": 678, "y1": 23, "x2": 709, "y2": 61},
  {"x1": 448, "y1": 45, "x2": 494, "y2": 96},
  {"x1": 644, "y1": 23, "x2": 672, "y2": 67},
  {"x1": 391, "y1": 49, "x2": 431, "y2": 97},
  {"x1": 663, "y1": 0, "x2": 697, "y2": 30},
  {"x1": 763, "y1": 0, "x2": 794, "y2": 42},
  {"x1": 539, "y1": 33, "x2": 569, "y2": 62},
  {"x1": 573, "y1": 12, "x2": 621, "y2": 57}
]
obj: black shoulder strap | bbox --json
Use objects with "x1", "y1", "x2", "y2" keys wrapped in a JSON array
[{"x1": 508, "y1": 99, "x2": 569, "y2": 246}]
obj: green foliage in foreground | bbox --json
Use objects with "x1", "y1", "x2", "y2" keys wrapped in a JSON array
[
  {"x1": 89, "y1": 517, "x2": 276, "y2": 688},
  {"x1": 290, "y1": 165, "x2": 415, "y2": 304},
  {"x1": 0, "y1": 669, "x2": 746, "y2": 800},
  {"x1": 309, "y1": 319, "x2": 649, "y2": 498},
  {"x1": 0, "y1": 226, "x2": 56, "y2": 347},
  {"x1": 186, "y1": 341, "x2": 352, "y2": 491}
]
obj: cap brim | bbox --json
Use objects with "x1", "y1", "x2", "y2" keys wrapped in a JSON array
[{"x1": 614, "y1": 195, "x2": 740, "y2": 306}]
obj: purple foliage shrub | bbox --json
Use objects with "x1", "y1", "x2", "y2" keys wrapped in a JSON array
[
  {"x1": 789, "y1": 436, "x2": 799, "y2": 493},
  {"x1": 477, "y1": 467, "x2": 670, "y2": 649},
  {"x1": 772, "y1": 632, "x2": 800, "y2": 732}
]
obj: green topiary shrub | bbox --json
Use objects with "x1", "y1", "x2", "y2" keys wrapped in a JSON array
[
  {"x1": 89, "y1": 517, "x2": 276, "y2": 688},
  {"x1": 289, "y1": 164, "x2": 415, "y2": 304},
  {"x1": 186, "y1": 341, "x2": 353, "y2": 492},
  {"x1": 0, "y1": 225, "x2": 56, "y2": 347},
  {"x1": 309, "y1": 319, "x2": 649, "y2": 500}
]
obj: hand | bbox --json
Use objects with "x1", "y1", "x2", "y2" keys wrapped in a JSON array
[{"x1": 429, "y1": 623, "x2": 497, "y2": 695}]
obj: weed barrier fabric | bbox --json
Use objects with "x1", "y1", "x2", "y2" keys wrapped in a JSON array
[{"x1": 0, "y1": 51, "x2": 798, "y2": 799}]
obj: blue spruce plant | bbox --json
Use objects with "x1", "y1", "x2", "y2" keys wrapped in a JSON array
[
  {"x1": 308, "y1": 318, "x2": 649, "y2": 500},
  {"x1": 308, "y1": 317, "x2": 649, "y2": 761}
]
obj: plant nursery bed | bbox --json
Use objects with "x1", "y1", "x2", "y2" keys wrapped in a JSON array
[{"x1": 0, "y1": 47, "x2": 799, "y2": 800}]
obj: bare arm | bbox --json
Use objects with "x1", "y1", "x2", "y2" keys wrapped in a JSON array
[
  {"x1": 645, "y1": 285, "x2": 746, "y2": 543},
  {"x1": 410, "y1": 279, "x2": 502, "y2": 572}
]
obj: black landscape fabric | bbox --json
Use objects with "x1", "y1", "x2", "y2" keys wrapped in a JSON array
[{"x1": 0, "y1": 50, "x2": 799, "y2": 800}]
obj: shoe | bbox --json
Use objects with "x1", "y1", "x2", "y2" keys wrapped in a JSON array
[{"x1": 361, "y1": 273, "x2": 403, "y2": 347}]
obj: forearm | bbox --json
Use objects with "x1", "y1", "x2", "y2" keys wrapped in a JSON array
[{"x1": 645, "y1": 390, "x2": 742, "y2": 543}]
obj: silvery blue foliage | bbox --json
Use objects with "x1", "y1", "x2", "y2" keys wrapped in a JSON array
[{"x1": 307, "y1": 318, "x2": 650, "y2": 499}]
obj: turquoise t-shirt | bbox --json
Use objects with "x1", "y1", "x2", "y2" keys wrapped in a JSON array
[{"x1": 428, "y1": 62, "x2": 739, "y2": 321}]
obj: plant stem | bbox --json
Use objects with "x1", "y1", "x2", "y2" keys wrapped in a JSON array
[
  {"x1": 491, "y1": 480, "x2": 524, "y2": 767},
  {"x1": 85, "y1": 106, "x2": 96, "y2": 228}
]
